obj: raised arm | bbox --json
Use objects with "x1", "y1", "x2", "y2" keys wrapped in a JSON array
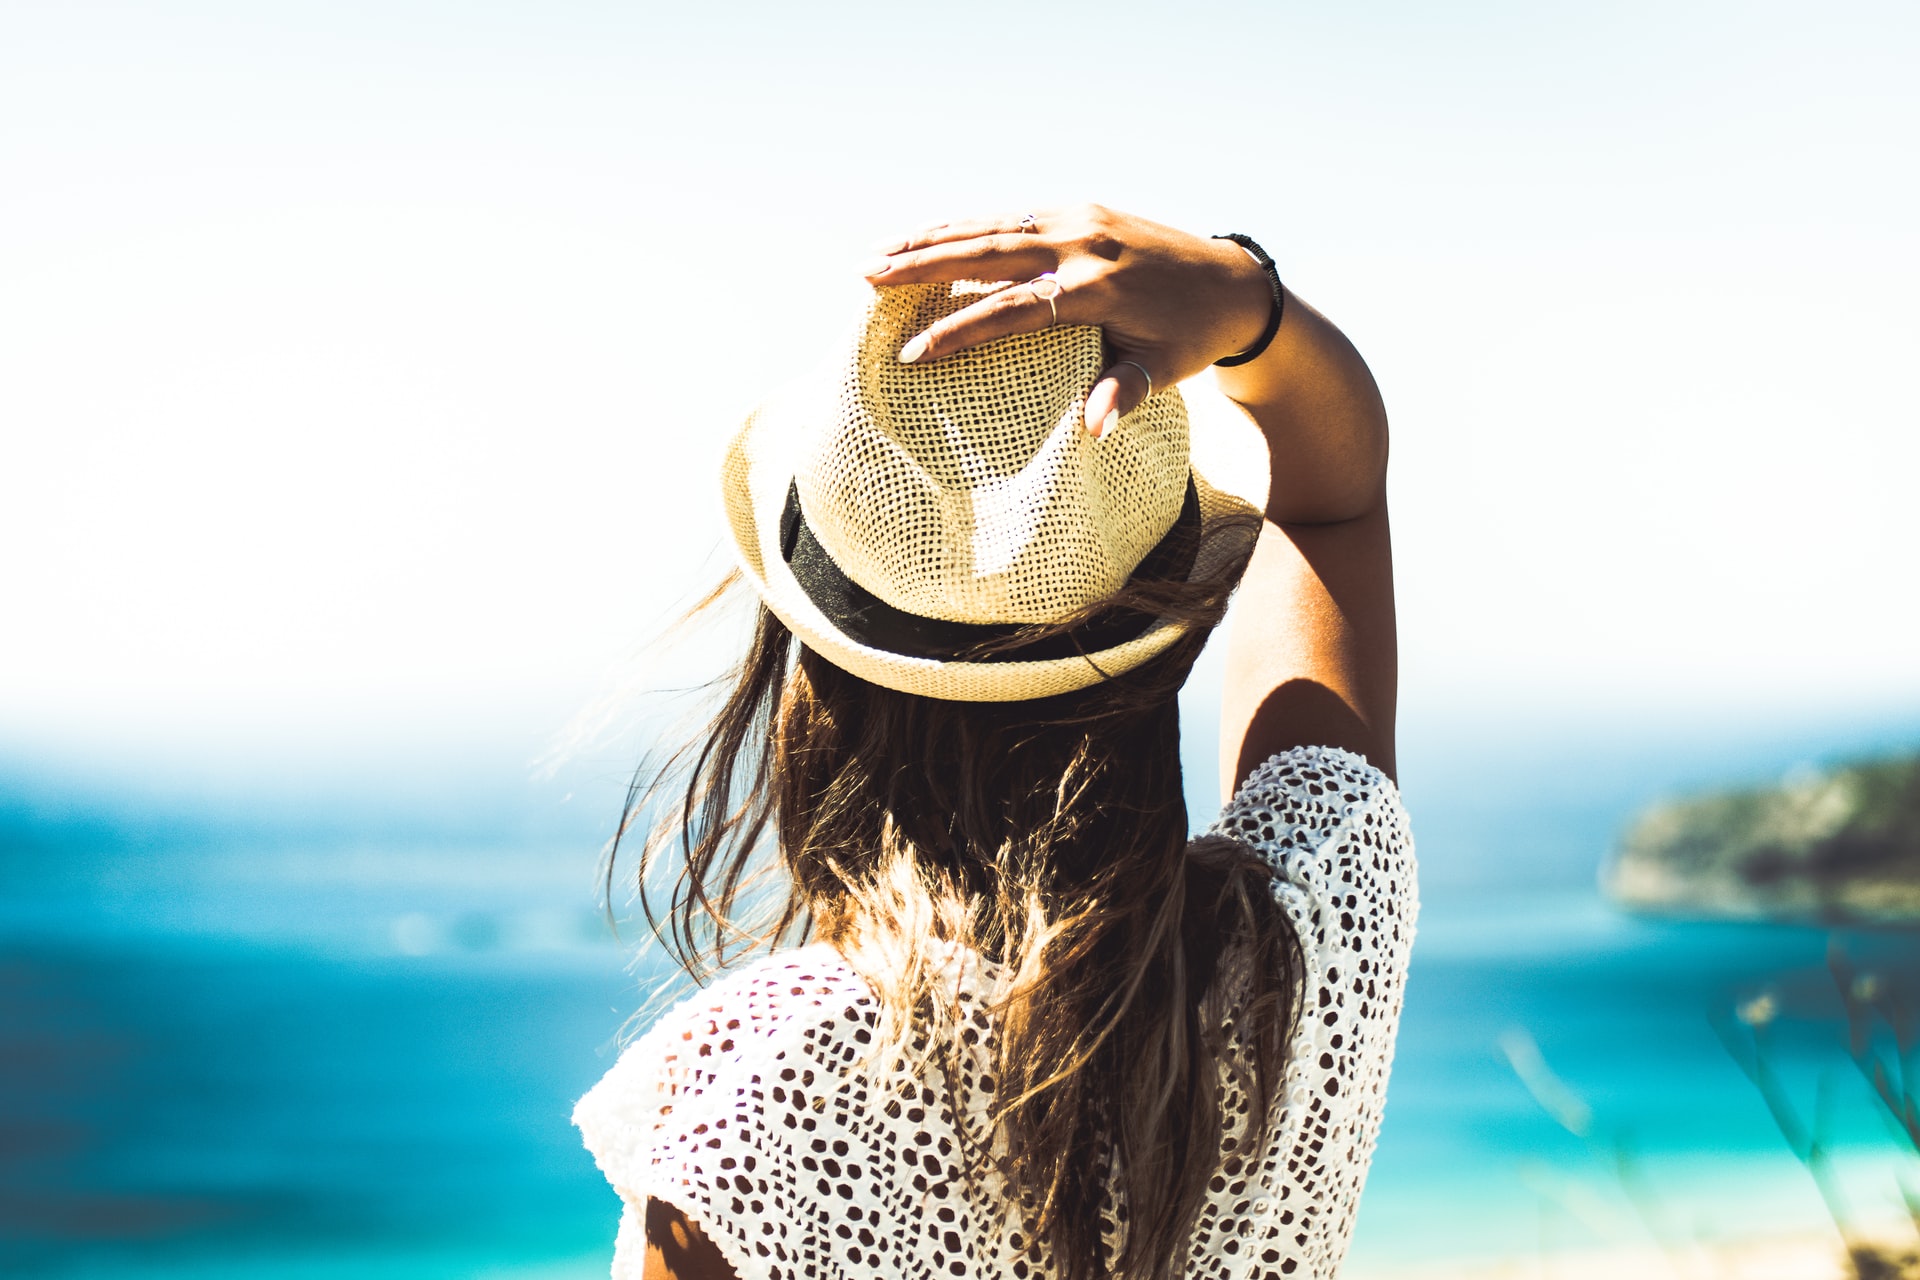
[
  {"x1": 1214, "y1": 286, "x2": 1396, "y2": 791},
  {"x1": 861, "y1": 204, "x2": 1397, "y2": 790}
]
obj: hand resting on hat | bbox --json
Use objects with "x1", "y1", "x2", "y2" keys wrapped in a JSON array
[
  {"x1": 864, "y1": 203, "x2": 1397, "y2": 789},
  {"x1": 861, "y1": 205, "x2": 1271, "y2": 440}
]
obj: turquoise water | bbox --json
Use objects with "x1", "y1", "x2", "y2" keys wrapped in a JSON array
[
  {"x1": 1353, "y1": 890, "x2": 1920, "y2": 1267},
  {"x1": 6, "y1": 706, "x2": 1920, "y2": 1276}
]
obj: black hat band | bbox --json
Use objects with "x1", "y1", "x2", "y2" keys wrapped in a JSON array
[{"x1": 779, "y1": 477, "x2": 1202, "y2": 664}]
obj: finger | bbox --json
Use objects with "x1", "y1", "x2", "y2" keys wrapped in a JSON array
[
  {"x1": 861, "y1": 232, "x2": 1055, "y2": 285},
  {"x1": 897, "y1": 278, "x2": 1064, "y2": 364},
  {"x1": 1083, "y1": 359, "x2": 1153, "y2": 439},
  {"x1": 875, "y1": 210, "x2": 1051, "y2": 256}
]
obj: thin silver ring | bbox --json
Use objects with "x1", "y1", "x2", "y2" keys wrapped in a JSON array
[
  {"x1": 1115, "y1": 359, "x2": 1153, "y2": 398},
  {"x1": 1018, "y1": 213, "x2": 1038, "y2": 233},
  {"x1": 1029, "y1": 272, "x2": 1063, "y2": 326}
]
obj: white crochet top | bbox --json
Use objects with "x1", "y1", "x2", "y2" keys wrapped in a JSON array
[{"x1": 574, "y1": 745, "x2": 1418, "y2": 1280}]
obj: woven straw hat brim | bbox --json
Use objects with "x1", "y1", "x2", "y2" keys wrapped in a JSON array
[{"x1": 722, "y1": 368, "x2": 1271, "y2": 703}]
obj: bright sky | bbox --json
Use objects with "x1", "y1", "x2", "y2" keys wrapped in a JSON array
[{"x1": 3, "y1": 0, "x2": 1916, "y2": 767}]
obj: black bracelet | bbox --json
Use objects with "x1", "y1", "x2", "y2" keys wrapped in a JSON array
[{"x1": 1211, "y1": 233, "x2": 1284, "y2": 367}]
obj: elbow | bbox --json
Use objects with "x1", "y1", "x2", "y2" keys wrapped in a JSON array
[{"x1": 1267, "y1": 408, "x2": 1390, "y2": 527}]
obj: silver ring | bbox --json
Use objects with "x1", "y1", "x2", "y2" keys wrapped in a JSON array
[
  {"x1": 1116, "y1": 359, "x2": 1153, "y2": 398},
  {"x1": 1018, "y1": 213, "x2": 1038, "y2": 233},
  {"x1": 1029, "y1": 272, "x2": 1063, "y2": 326}
]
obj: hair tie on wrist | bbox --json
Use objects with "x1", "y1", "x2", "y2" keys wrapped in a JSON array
[{"x1": 1211, "y1": 233, "x2": 1284, "y2": 367}]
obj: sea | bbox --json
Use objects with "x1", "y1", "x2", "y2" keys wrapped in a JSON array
[{"x1": 6, "y1": 700, "x2": 1920, "y2": 1278}]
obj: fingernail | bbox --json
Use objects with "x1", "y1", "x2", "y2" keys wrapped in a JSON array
[
  {"x1": 899, "y1": 333, "x2": 928, "y2": 364},
  {"x1": 857, "y1": 256, "x2": 892, "y2": 278},
  {"x1": 871, "y1": 239, "x2": 905, "y2": 255},
  {"x1": 1095, "y1": 409, "x2": 1119, "y2": 438}
]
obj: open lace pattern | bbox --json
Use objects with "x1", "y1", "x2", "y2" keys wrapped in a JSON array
[{"x1": 574, "y1": 745, "x2": 1418, "y2": 1280}]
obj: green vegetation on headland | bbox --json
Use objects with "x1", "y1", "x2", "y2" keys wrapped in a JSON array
[{"x1": 1602, "y1": 752, "x2": 1920, "y2": 926}]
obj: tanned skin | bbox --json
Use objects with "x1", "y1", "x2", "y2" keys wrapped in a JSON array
[{"x1": 641, "y1": 204, "x2": 1394, "y2": 1279}]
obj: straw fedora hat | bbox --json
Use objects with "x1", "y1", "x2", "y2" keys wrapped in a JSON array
[{"x1": 720, "y1": 280, "x2": 1270, "y2": 702}]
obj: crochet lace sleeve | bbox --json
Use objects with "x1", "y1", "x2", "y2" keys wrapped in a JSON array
[
  {"x1": 571, "y1": 951, "x2": 881, "y2": 1280},
  {"x1": 1197, "y1": 744, "x2": 1419, "y2": 1279}
]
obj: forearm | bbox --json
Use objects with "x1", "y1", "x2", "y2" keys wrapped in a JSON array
[{"x1": 1211, "y1": 277, "x2": 1390, "y2": 526}]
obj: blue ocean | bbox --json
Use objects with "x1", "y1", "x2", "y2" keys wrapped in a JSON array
[{"x1": 6, "y1": 703, "x2": 1920, "y2": 1277}]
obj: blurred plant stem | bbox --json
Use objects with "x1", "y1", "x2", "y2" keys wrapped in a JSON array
[
  {"x1": 1830, "y1": 943, "x2": 1920, "y2": 1157},
  {"x1": 1710, "y1": 940, "x2": 1920, "y2": 1279},
  {"x1": 1499, "y1": 1028, "x2": 1699, "y2": 1278},
  {"x1": 1826, "y1": 942, "x2": 1920, "y2": 1278},
  {"x1": 1505, "y1": 943, "x2": 1920, "y2": 1279},
  {"x1": 1713, "y1": 1001, "x2": 1855, "y2": 1243}
]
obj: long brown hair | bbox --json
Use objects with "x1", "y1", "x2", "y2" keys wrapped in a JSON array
[{"x1": 614, "y1": 553, "x2": 1300, "y2": 1280}]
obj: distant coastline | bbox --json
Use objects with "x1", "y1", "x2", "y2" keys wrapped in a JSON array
[{"x1": 1602, "y1": 752, "x2": 1920, "y2": 926}]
